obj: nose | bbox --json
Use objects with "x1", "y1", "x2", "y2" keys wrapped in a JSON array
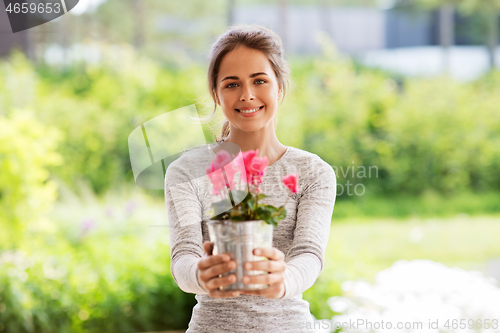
[{"x1": 239, "y1": 84, "x2": 255, "y2": 102}]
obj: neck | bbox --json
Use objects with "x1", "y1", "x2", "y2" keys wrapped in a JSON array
[{"x1": 222, "y1": 124, "x2": 287, "y2": 165}]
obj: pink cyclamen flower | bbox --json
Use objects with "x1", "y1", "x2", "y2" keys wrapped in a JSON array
[
  {"x1": 214, "y1": 150, "x2": 238, "y2": 189},
  {"x1": 234, "y1": 149, "x2": 269, "y2": 185},
  {"x1": 213, "y1": 150, "x2": 232, "y2": 169},
  {"x1": 206, "y1": 150, "x2": 239, "y2": 195},
  {"x1": 249, "y1": 156, "x2": 269, "y2": 185},
  {"x1": 232, "y1": 152, "x2": 247, "y2": 181},
  {"x1": 234, "y1": 150, "x2": 258, "y2": 184},
  {"x1": 242, "y1": 149, "x2": 258, "y2": 168},
  {"x1": 206, "y1": 163, "x2": 226, "y2": 196},
  {"x1": 282, "y1": 174, "x2": 299, "y2": 193},
  {"x1": 222, "y1": 162, "x2": 238, "y2": 190}
]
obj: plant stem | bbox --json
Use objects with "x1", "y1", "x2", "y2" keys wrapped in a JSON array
[
  {"x1": 221, "y1": 167, "x2": 235, "y2": 207},
  {"x1": 254, "y1": 182, "x2": 261, "y2": 221},
  {"x1": 281, "y1": 194, "x2": 291, "y2": 209}
]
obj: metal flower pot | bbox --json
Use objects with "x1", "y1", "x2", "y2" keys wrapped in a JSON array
[{"x1": 207, "y1": 220, "x2": 273, "y2": 291}]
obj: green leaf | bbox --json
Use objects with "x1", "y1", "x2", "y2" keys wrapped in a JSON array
[
  {"x1": 262, "y1": 204, "x2": 279, "y2": 214},
  {"x1": 276, "y1": 208, "x2": 287, "y2": 220},
  {"x1": 255, "y1": 206, "x2": 272, "y2": 220},
  {"x1": 262, "y1": 216, "x2": 279, "y2": 227},
  {"x1": 247, "y1": 198, "x2": 256, "y2": 211},
  {"x1": 257, "y1": 193, "x2": 269, "y2": 200},
  {"x1": 229, "y1": 215, "x2": 246, "y2": 221}
]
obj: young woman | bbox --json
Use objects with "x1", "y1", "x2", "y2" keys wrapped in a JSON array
[{"x1": 165, "y1": 25, "x2": 336, "y2": 332}]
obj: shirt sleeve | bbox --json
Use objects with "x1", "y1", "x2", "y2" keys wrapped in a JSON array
[
  {"x1": 164, "y1": 160, "x2": 209, "y2": 295},
  {"x1": 281, "y1": 159, "x2": 336, "y2": 299}
]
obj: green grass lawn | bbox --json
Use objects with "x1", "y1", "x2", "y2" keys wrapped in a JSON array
[
  {"x1": 305, "y1": 214, "x2": 500, "y2": 320},
  {"x1": 333, "y1": 191, "x2": 500, "y2": 219}
]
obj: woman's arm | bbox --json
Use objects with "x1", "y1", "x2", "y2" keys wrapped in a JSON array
[
  {"x1": 281, "y1": 159, "x2": 336, "y2": 299},
  {"x1": 165, "y1": 161, "x2": 209, "y2": 295}
]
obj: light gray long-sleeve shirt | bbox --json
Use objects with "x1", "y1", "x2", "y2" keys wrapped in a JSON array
[{"x1": 164, "y1": 144, "x2": 336, "y2": 332}]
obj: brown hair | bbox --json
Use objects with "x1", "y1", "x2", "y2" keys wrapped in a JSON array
[{"x1": 206, "y1": 25, "x2": 290, "y2": 142}]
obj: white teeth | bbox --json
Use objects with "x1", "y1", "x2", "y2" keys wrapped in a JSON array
[{"x1": 239, "y1": 107, "x2": 261, "y2": 114}]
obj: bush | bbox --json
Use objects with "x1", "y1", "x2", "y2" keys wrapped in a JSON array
[
  {"x1": 0, "y1": 236, "x2": 195, "y2": 332},
  {"x1": 0, "y1": 110, "x2": 62, "y2": 247},
  {"x1": 0, "y1": 50, "x2": 208, "y2": 196},
  {"x1": 0, "y1": 96, "x2": 195, "y2": 331},
  {"x1": 277, "y1": 36, "x2": 500, "y2": 196},
  {"x1": 0, "y1": 184, "x2": 197, "y2": 332},
  {"x1": 2, "y1": 44, "x2": 500, "y2": 199}
]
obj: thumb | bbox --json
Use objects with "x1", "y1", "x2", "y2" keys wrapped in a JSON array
[{"x1": 203, "y1": 242, "x2": 214, "y2": 255}]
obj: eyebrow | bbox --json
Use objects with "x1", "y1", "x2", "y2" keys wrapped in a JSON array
[{"x1": 221, "y1": 72, "x2": 268, "y2": 82}]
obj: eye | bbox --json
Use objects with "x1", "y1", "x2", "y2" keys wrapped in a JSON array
[
  {"x1": 255, "y1": 79, "x2": 266, "y2": 85},
  {"x1": 225, "y1": 83, "x2": 238, "y2": 88}
]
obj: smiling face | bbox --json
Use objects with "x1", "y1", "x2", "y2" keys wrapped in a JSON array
[{"x1": 215, "y1": 45, "x2": 282, "y2": 135}]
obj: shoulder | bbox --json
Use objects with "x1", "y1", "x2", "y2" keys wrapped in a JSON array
[
  {"x1": 285, "y1": 146, "x2": 336, "y2": 179},
  {"x1": 165, "y1": 145, "x2": 212, "y2": 186},
  {"x1": 281, "y1": 146, "x2": 336, "y2": 199}
]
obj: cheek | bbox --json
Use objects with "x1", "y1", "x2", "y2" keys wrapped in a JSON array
[
  {"x1": 264, "y1": 84, "x2": 279, "y2": 99},
  {"x1": 219, "y1": 90, "x2": 235, "y2": 104},
  {"x1": 219, "y1": 94, "x2": 237, "y2": 115},
  {"x1": 263, "y1": 88, "x2": 279, "y2": 104}
]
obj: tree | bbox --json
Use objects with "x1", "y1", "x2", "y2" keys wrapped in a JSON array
[
  {"x1": 459, "y1": 0, "x2": 500, "y2": 70},
  {"x1": 416, "y1": 0, "x2": 500, "y2": 71},
  {"x1": 440, "y1": 1, "x2": 454, "y2": 74}
]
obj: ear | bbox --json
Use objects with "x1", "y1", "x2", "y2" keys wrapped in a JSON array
[
  {"x1": 215, "y1": 94, "x2": 220, "y2": 106},
  {"x1": 278, "y1": 85, "x2": 283, "y2": 101}
]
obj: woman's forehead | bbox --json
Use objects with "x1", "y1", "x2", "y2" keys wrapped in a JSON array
[{"x1": 218, "y1": 46, "x2": 273, "y2": 76}]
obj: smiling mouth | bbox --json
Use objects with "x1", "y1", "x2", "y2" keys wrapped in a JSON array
[{"x1": 236, "y1": 106, "x2": 264, "y2": 114}]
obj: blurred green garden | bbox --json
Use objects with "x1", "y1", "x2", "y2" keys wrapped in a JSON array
[{"x1": 1, "y1": 32, "x2": 500, "y2": 331}]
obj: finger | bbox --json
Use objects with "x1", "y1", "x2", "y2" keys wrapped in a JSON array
[
  {"x1": 198, "y1": 252, "x2": 230, "y2": 271},
  {"x1": 244, "y1": 260, "x2": 285, "y2": 273},
  {"x1": 205, "y1": 273, "x2": 238, "y2": 291},
  {"x1": 243, "y1": 272, "x2": 283, "y2": 286},
  {"x1": 203, "y1": 242, "x2": 214, "y2": 255},
  {"x1": 253, "y1": 247, "x2": 285, "y2": 261},
  {"x1": 201, "y1": 259, "x2": 236, "y2": 282}
]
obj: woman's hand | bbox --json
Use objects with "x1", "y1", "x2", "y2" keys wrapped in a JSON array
[
  {"x1": 197, "y1": 242, "x2": 241, "y2": 298},
  {"x1": 239, "y1": 247, "x2": 286, "y2": 299}
]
